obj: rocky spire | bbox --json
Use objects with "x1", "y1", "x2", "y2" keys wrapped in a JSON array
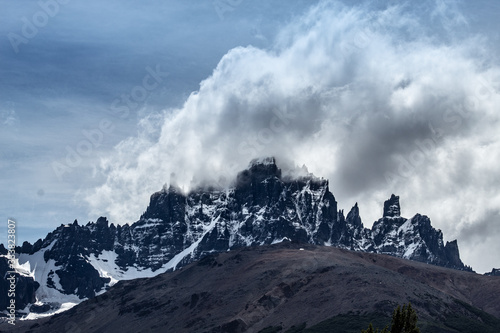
[
  {"x1": 346, "y1": 202, "x2": 362, "y2": 227},
  {"x1": 383, "y1": 194, "x2": 401, "y2": 217}
]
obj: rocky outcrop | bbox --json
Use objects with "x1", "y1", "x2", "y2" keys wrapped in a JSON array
[
  {"x1": 0, "y1": 257, "x2": 39, "y2": 311},
  {"x1": 383, "y1": 194, "x2": 401, "y2": 217}
]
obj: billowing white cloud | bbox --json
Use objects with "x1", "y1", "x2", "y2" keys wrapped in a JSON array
[{"x1": 84, "y1": 1, "x2": 500, "y2": 273}]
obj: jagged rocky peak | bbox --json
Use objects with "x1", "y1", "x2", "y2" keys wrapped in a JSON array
[
  {"x1": 95, "y1": 216, "x2": 108, "y2": 227},
  {"x1": 383, "y1": 194, "x2": 401, "y2": 217},
  {"x1": 238, "y1": 157, "x2": 282, "y2": 184},
  {"x1": 444, "y1": 240, "x2": 465, "y2": 269},
  {"x1": 346, "y1": 202, "x2": 362, "y2": 228}
]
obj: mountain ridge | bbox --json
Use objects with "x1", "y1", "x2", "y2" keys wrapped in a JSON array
[{"x1": 0, "y1": 157, "x2": 473, "y2": 318}]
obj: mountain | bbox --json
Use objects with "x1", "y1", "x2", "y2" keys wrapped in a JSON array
[
  {"x1": 5, "y1": 243, "x2": 500, "y2": 333},
  {"x1": 0, "y1": 157, "x2": 472, "y2": 319},
  {"x1": 485, "y1": 268, "x2": 500, "y2": 276}
]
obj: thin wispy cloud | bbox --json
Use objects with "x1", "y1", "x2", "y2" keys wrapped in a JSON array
[{"x1": 0, "y1": 110, "x2": 18, "y2": 127}]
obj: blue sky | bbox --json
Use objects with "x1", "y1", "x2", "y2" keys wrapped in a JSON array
[{"x1": 1, "y1": 0, "x2": 500, "y2": 273}]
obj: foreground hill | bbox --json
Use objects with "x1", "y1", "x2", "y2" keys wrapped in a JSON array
[{"x1": 7, "y1": 242, "x2": 500, "y2": 333}]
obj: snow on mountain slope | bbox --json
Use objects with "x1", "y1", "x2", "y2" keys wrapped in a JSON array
[{"x1": 5, "y1": 241, "x2": 82, "y2": 320}]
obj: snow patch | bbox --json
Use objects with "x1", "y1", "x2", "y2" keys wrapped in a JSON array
[
  {"x1": 271, "y1": 237, "x2": 291, "y2": 245},
  {"x1": 162, "y1": 215, "x2": 221, "y2": 271},
  {"x1": 13, "y1": 240, "x2": 83, "y2": 320},
  {"x1": 88, "y1": 251, "x2": 161, "y2": 282}
]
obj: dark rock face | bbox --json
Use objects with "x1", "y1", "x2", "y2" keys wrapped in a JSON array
[
  {"x1": 444, "y1": 240, "x2": 467, "y2": 269},
  {"x1": 383, "y1": 194, "x2": 401, "y2": 217},
  {"x1": 0, "y1": 257, "x2": 39, "y2": 310},
  {"x1": 1, "y1": 157, "x2": 472, "y2": 315},
  {"x1": 485, "y1": 268, "x2": 500, "y2": 276},
  {"x1": 39, "y1": 220, "x2": 112, "y2": 299},
  {"x1": 30, "y1": 303, "x2": 54, "y2": 313}
]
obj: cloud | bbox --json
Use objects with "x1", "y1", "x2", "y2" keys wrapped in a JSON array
[
  {"x1": 0, "y1": 109, "x2": 18, "y2": 127},
  {"x1": 84, "y1": 0, "x2": 500, "y2": 272}
]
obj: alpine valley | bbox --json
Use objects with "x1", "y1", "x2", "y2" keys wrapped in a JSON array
[{"x1": 0, "y1": 157, "x2": 484, "y2": 323}]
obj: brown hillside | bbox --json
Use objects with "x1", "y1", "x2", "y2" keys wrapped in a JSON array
[{"x1": 5, "y1": 242, "x2": 500, "y2": 333}]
